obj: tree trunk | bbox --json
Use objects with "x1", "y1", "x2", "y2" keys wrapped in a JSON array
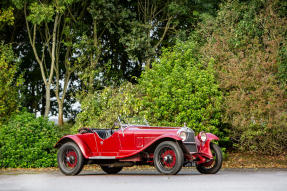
[
  {"x1": 41, "y1": 83, "x2": 46, "y2": 116},
  {"x1": 146, "y1": 58, "x2": 151, "y2": 69},
  {"x1": 44, "y1": 84, "x2": 51, "y2": 117},
  {"x1": 58, "y1": 102, "x2": 64, "y2": 126}
]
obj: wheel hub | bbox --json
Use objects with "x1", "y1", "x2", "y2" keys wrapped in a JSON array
[
  {"x1": 65, "y1": 151, "x2": 77, "y2": 168},
  {"x1": 67, "y1": 156, "x2": 75, "y2": 163},
  {"x1": 161, "y1": 149, "x2": 176, "y2": 168},
  {"x1": 164, "y1": 155, "x2": 173, "y2": 162}
]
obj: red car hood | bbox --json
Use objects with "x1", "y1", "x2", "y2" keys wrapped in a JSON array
[{"x1": 125, "y1": 125, "x2": 181, "y2": 135}]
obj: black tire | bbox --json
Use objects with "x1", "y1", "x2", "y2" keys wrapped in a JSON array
[
  {"x1": 100, "y1": 165, "x2": 123, "y2": 174},
  {"x1": 154, "y1": 141, "x2": 184, "y2": 175},
  {"x1": 57, "y1": 142, "x2": 84, "y2": 176},
  {"x1": 196, "y1": 142, "x2": 222, "y2": 174}
]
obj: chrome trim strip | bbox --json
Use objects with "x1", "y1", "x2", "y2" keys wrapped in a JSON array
[
  {"x1": 183, "y1": 142, "x2": 196, "y2": 144},
  {"x1": 89, "y1": 156, "x2": 116, "y2": 159}
]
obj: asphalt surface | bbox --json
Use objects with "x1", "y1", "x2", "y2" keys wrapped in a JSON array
[{"x1": 0, "y1": 168, "x2": 287, "y2": 191}]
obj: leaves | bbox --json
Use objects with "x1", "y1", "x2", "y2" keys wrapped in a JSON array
[
  {"x1": 26, "y1": 2, "x2": 54, "y2": 25},
  {"x1": 0, "y1": 111, "x2": 60, "y2": 168},
  {"x1": 74, "y1": 82, "x2": 140, "y2": 130},
  {"x1": 0, "y1": 43, "x2": 23, "y2": 124},
  {"x1": 199, "y1": 0, "x2": 287, "y2": 154},
  {"x1": 139, "y1": 40, "x2": 223, "y2": 136},
  {"x1": 0, "y1": 7, "x2": 14, "y2": 26}
]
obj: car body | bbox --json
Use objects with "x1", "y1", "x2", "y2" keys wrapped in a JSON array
[{"x1": 55, "y1": 117, "x2": 223, "y2": 175}]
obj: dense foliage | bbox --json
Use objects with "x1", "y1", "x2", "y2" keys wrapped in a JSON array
[
  {"x1": 74, "y1": 82, "x2": 140, "y2": 130},
  {"x1": 75, "y1": 40, "x2": 227, "y2": 143},
  {"x1": 5, "y1": 0, "x2": 217, "y2": 119},
  {"x1": 0, "y1": 111, "x2": 60, "y2": 168},
  {"x1": 0, "y1": 43, "x2": 23, "y2": 123},
  {"x1": 139, "y1": 41, "x2": 223, "y2": 135},
  {"x1": 197, "y1": 0, "x2": 287, "y2": 154}
]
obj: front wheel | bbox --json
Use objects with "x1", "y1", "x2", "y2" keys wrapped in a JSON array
[
  {"x1": 196, "y1": 142, "x2": 222, "y2": 174},
  {"x1": 57, "y1": 142, "x2": 84, "y2": 176},
  {"x1": 100, "y1": 165, "x2": 123, "y2": 174},
  {"x1": 154, "y1": 141, "x2": 184, "y2": 175}
]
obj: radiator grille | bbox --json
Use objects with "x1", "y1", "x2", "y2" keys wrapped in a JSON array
[
  {"x1": 184, "y1": 144, "x2": 197, "y2": 153},
  {"x1": 183, "y1": 131, "x2": 197, "y2": 153}
]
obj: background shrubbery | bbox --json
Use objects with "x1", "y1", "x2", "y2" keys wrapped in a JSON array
[
  {"x1": 197, "y1": 0, "x2": 287, "y2": 154},
  {"x1": 139, "y1": 41, "x2": 224, "y2": 136},
  {"x1": 0, "y1": 111, "x2": 60, "y2": 168},
  {"x1": 74, "y1": 82, "x2": 140, "y2": 130},
  {"x1": 0, "y1": 42, "x2": 23, "y2": 124},
  {"x1": 75, "y1": 1, "x2": 287, "y2": 155},
  {"x1": 75, "y1": 40, "x2": 228, "y2": 143}
]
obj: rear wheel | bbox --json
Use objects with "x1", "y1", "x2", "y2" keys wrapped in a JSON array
[
  {"x1": 100, "y1": 165, "x2": 123, "y2": 174},
  {"x1": 57, "y1": 142, "x2": 84, "y2": 176},
  {"x1": 154, "y1": 141, "x2": 184, "y2": 175},
  {"x1": 196, "y1": 142, "x2": 222, "y2": 174}
]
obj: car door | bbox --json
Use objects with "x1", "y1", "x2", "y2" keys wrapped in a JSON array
[
  {"x1": 94, "y1": 130, "x2": 121, "y2": 157},
  {"x1": 118, "y1": 127, "x2": 136, "y2": 155}
]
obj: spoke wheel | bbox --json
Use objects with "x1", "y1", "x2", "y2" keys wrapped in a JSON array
[
  {"x1": 196, "y1": 142, "x2": 222, "y2": 174},
  {"x1": 100, "y1": 165, "x2": 123, "y2": 174},
  {"x1": 154, "y1": 141, "x2": 183, "y2": 175},
  {"x1": 57, "y1": 142, "x2": 84, "y2": 176}
]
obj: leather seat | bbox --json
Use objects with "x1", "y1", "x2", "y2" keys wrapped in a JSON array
[{"x1": 92, "y1": 129, "x2": 113, "y2": 139}]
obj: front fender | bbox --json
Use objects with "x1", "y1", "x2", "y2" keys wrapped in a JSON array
[
  {"x1": 206, "y1": 133, "x2": 219, "y2": 141},
  {"x1": 54, "y1": 135, "x2": 91, "y2": 159},
  {"x1": 153, "y1": 134, "x2": 183, "y2": 142},
  {"x1": 195, "y1": 133, "x2": 219, "y2": 158}
]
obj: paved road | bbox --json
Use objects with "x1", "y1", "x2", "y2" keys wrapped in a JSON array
[{"x1": 0, "y1": 168, "x2": 286, "y2": 191}]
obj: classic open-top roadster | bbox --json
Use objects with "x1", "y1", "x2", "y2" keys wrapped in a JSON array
[{"x1": 55, "y1": 117, "x2": 222, "y2": 175}]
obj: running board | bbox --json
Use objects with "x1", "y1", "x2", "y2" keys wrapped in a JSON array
[{"x1": 89, "y1": 156, "x2": 116, "y2": 159}]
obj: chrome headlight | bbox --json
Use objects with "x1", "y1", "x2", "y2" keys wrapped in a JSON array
[
  {"x1": 199, "y1": 131, "x2": 207, "y2": 142},
  {"x1": 179, "y1": 131, "x2": 187, "y2": 141}
]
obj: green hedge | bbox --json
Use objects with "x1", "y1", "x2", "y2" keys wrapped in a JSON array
[
  {"x1": 75, "y1": 40, "x2": 227, "y2": 143},
  {"x1": 0, "y1": 111, "x2": 60, "y2": 168},
  {"x1": 139, "y1": 41, "x2": 224, "y2": 137}
]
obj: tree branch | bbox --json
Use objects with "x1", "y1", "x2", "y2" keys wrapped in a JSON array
[
  {"x1": 154, "y1": 16, "x2": 172, "y2": 50},
  {"x1": 48, "y1": 13, "x2": 59, "y2": 84},
  {"x1": 24, "y1": 3, "x2": 47, "y2": 86}
]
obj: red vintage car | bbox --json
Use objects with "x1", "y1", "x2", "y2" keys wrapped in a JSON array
[{"x1": 55, "y1": 117, "x2": 222, "y2": 175}]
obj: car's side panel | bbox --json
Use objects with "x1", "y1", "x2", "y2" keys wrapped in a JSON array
[
  {"x1": 117, "y1": 126, "x2": 179, "y2": 156},
  {"x1": 116, "y1": 134, "x2": 182, "y2": 159},
  {"x1": 57, "y1": 126, "x2": 183, "y2": 160},
  {"x1": 94, "y1": 131, "x2": 121, "y2": 156},
  {"x1": 118, "y1": 129, "x2": 135, "y2": 151}
]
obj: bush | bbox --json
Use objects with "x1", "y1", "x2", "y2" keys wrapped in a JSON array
[
  {"x1": 199, "y1": 0, "x2": 287, "y2": 154},
  {"x1": 0, "y1": 111, "x2": 60, "y2": 168},
  {"x1": 75, "y1": 40, "x2": 226, "y2": 143},
  {"x1": 0, "y1": 42, "x2": 23, "y2": 124},
  {"x1": 74, "y1": 82, "x2": 140, "y2": 130},
  {"x1": 139, "y1": 40, "x2": 225, "y2": 138}
]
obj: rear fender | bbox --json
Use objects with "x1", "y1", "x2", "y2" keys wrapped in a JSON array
[
  {"x1": 54, "y1": 135, "x2": 91, "y2": 159},
  {"x1": 195, "y1": 133, "x2": 219, "y2": 159}
]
